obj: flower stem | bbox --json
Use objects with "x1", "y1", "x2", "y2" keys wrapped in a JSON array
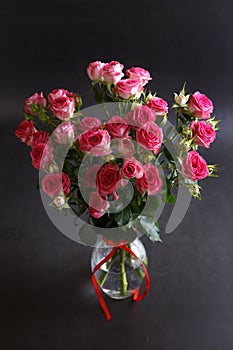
[
  {"x1": 97, "y1": 250, "x2": 117, "y2": 287},
  {"x1": 120, "y1": 248, "x2": 128, "y2": 296}
]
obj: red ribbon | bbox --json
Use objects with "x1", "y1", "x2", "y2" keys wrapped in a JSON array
[{"x1": 91, "y1": 245, "x2": 150, "y2": 320}]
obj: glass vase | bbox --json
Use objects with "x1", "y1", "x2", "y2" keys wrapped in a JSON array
[{"x1": 91, "y1": 238, "x2": 148, "y2": 299}]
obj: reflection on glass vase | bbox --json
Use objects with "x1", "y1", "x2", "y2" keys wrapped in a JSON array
[{"x1": 91, "y1": 238, "x2": 148, "y2": 299}]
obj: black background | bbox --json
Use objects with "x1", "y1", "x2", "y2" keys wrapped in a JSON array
[{"x1": 1, "y1": 0, "x2": 233, "y2": 349}]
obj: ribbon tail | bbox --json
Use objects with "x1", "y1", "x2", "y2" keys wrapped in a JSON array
[{"x1": 91, "y1": 247, "x2": 117, "y2": 321}]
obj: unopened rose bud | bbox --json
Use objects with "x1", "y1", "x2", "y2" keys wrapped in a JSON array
[
  {"x1": 54, "y1": 196, "x2": 65, "y2": 207},
  {"x1": 175, "y1": 94, "x2": 187, "y2": 107},
  {"x1": 48, "y1": 163, "x2": 59, "y2": 173},
  {"x1": 179, "y1": 140, "x2": 191, "y2": 153},
  {"x1": 105, "y1": 154, "x2": 115, "y2": 162},
  {"x1": 188, "y1": 184, "x2": 200, "y2": 197}
]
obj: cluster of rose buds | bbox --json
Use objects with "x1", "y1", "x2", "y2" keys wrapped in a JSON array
[{"x1": 15, "y1": 61, "x2": 219, "y2": 221}]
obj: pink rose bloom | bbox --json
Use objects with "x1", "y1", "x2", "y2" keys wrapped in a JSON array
[
  {"x1": 116, "y1": 79, "x2": 144, "y2": 99},
  {"x1": 42, "y1": 172, "x2": 70, "y2": 197},
  {"x1": 30, "y1": 143, "x2": 53, "y2": 170},
  {"x1": 118, "y1": 138, "x2": 135, "y2": 157},
  {"x1": 48, "y1": 88, "x2": 75, "y2": 120},
  {"x1": 89, "y1": 191, "x2": 110, "y2": 219},
  {"x1": 53, "y1": 121, "x2": 76, "y2": 144},
  {"x1": 126, "y1": 67, "x2": 152, "y2": 86},
  {"x1": 147, "y1": 97, "x2": 168, "y2": 115},
  {"x1": 182, "y1": 150, "x2": 209, "y2": 181},
  {"x1": 83, "y1": 164, "x2": 101, "y2": 187},
  {"x1": 96, "y1": 163, "x2": 121, "y2": 199},
  {"x1": 120, "y1": 158, "x2": 144, "y2": 179},
  {"x1": 77, "y1": 117, "x2": 101, "y2": 131},
  {"x1": 191, "y1": 121, "x2": 216, "y2": 148},
  {"x1": 24, "y1": 92, "x2": 46, "y2": 115},
  {"x1": 104, "y1": 116, "x2": 130, "y2": 138},
  {"x1": 15, "y1": 120, "x2": 35, "y2": 146},
  {"x1": 78, "y1": 129, "x2": 111, "y2": 156},
  {"x1": 32, "y1": 131, "x2": 50, "y2": 147},
  {"x1": 86, "y1": 61, "x2": 105, "y2": 82},
  {"x1": 136, "y1": 122, "x2": 163, "y2": 154},
  {"x1": 188, "y1": 91, "x2": 214, "y2": 119},
  {"x1": 102, "y1": 61, "x2": 124, "y2": 84},
  {"x1": 136, "y1": 163, "x2": 163, "y2": 195},
  {"x1": 126, "y1": 105, "x2": 156, "y2": 128}
]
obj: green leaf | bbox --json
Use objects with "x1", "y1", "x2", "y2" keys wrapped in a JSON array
[
  {"x1": 166, "y1": 191, "x2": 176, "y2": 204},
  {"x1": 139, "y1": 216, "x2": 162, "y2": 242}
]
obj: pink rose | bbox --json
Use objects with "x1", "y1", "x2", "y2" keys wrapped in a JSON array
[
  {"x1": 53, "y1": 121, "x2": 76, "y2": 144},
  {"x1": 146, "y1": 97, "x2": 168, "y2": 115},
  {"x1": 96, "y1": 163, "x2": 121, "y2": 199},
  {"x1": 15, "y1": 120, "x2": 35, "y2": 146},
  {"x1": 191, "y1": 121, "x2": 216, "y2": 148},
  {"x1": 30, "y1": 143, "x2": 53, "y2": 170},
  {"x1": 188, "y1": 91, "x2": 213, "y2": 119},
  {"x1": 89, "y1": 192, "x2": 110, "y2": 219},
  {"x1": 116, "y1": 79, "x2": 144, "y2": 99},
  {"x1": 42, "y1": 172, "x2": 70, "y2": 197},
  {"x1": 120, "y1": 158, "x2": 143, "y2": 179},
  {"x1": 182, "y1": 150, "x2": 209, "y2": 181},
  {"x1": 77, "y1": 117, "x2": 101, "y2": 131},
  {"x1": 32, "y1": 131, "x2": 50, "y2": 147},
  {"x1": 136, "y1": 163, "x2": 163, "y2": 195},
  {"x1": 104, "y1": 116, "x2": 130, "y2": 138},
  {"x1": 86, "y1": 61, "x2": 105, "y2": 82},
  {"x1": 126, "y1": 67, "x2": 151, "y2": 86},
  {"x1": 48, "y1": 88, "x2": 75, "y2": 120},
  {"x1": 83, "y1": 164, "x2": 101, "y2": 187},
  {"x1": 102, "y1": 61, "x2": 124, "y2": 84},
  {"x1": 118, "y1": 138, "x2": 135, "y2": 157},
  {"x1": 136, "y1": 122, "x2": 163, "y2": 154},
  {"x1": 24, "y1": 92, "x2": 46, "y2": 115},
  {"x1": 78, "y1": 129, "x2": 111, "y2": 156},
  {"x1": 126, "y1": 105, "x2": 156, "y2": 127}
]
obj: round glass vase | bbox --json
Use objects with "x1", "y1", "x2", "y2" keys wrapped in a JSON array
[{"x1": 91, "y1": 238, "x2": 148, "y2": 300}]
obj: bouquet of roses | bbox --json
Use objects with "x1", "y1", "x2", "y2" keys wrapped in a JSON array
[{"x1": 15, "y1": 60, "x2": 219, "y2": 320}]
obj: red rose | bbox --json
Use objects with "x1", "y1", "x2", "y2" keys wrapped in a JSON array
[
  {"x1": 15, "y1": 120, "x2": 35, "y2": 146},
  {"x1": 86, "y1": 61, "x2": 105, "y2": 82},
  {"x1": 188, "y1": 91, "x2": 213, "y2": 119},
  {"x1": 191, "y1": 121, "x2": 216, "y2": 148},
  {"x1": 104, "y1": 116, "x2": 130, "y2": 138},
  {"x1": 77, "y1": 117, "x2": 101, "y2": 131},
  {"x1": 30, "y1": 143, "x2": 53, "y2": 170},
  {"x1": 182, "y1": 150, "x2": 209, "y2": 181},
  {"x1": 118, "y1": 138, "x2": 135, "y2": 157},
  {"x1": 120, "y1": 158, "x2": 143, "y2": 179},
  {"x1": 32, "y1": 131, "x2": 50, "y2": 147},
  {"x1": 89, "y1": 191, "x2": 110, "y2": 218},
  {"x1": 53, "y1": 121, "x2": 76, "y2": 144},
  {"x1": 96, "y1": 163, "x2": 121, "y2": 199},
  {"x1": 135, "y1": 173, "x2": 148, "y2": 195},
  {"x1": 78, "y1": 129, "x2": 111, "y2": 156},
  {"x1": 102, "y1": 61, "x2": 124, "y2": 84},
  {"x1": 136, "y1": 163, "x2": 162, "y2": 195},
  {"x1": 42, "y1": 172, "x2": 70, "y2": 197},
  {"x1": 48, "y1": 88, "x2": 75, "y2": 120},
  {"x1": 126, "y1": 105, "x2": 156, "y2": 128},
  {"x1": 146, "y1": 97, "x2": 168, "y2": 115},
  {"x1": 24, "y1": 92, "x2": 46, "y2": 115},
  {"x1": 116, "y1": 79, "x2": 144, "y2": 99},
  {"x1": 126, "y1": 67, "x2": 151, "y2": 86},
  {"x1": 136, "y1": 122, "x2": 163, "y2": 154}
]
